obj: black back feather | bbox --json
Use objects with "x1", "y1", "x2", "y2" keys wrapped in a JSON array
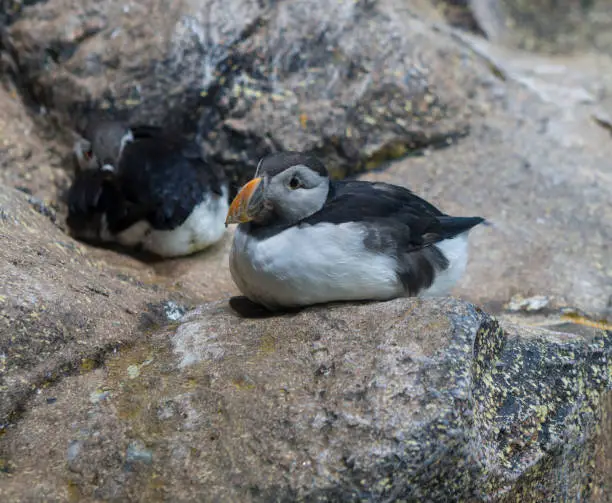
[
  {"x1": 247, "y1": 178, "x2": 484, "y2": 295},
  {"x1": 301, "y1": 180, "x2": 483, "y2": 246},
  {"x1": 116, "y1": 136, "x2": 226, "y2": 230},
  {"x1": 305, "y1": 181, "x2": 484, "y2": 293}
]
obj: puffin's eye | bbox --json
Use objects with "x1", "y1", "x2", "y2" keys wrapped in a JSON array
[{"x1": 288, "y1": 176, "x2": 301, "y2": 190}]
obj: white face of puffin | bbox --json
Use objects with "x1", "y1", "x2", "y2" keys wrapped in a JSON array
[{"x1": 225, "y1": 163, "x2": 330, "y2": 225}]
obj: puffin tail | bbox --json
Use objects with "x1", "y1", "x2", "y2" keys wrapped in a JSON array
[{"x1": 436, "y1": 216, "x2": 487, "y2": 239}]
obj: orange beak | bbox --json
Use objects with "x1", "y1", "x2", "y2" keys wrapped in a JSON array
[{"x1": 225, "y1": 177, "x2": 264, "y2": 225}]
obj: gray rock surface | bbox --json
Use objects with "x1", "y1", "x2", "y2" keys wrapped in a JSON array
[
  {"x1": 4, "y1": 0, "x2": 490, "y2": 184},
  {"x1": 470, "y1": 0, "x2": 612, "y2": 54},
  {"x1": 0, "y1": 86, "x2": 69, "y2": 201},
  {"x1": 1, "y1": 297, "x2": 610, "y2": 501},
  {"x1": 0, "y1": 184, "x2": 216, "y2": 426}
]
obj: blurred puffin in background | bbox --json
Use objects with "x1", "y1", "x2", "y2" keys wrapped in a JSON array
[
  {"x1": 67, "y1": 120, "x2": 229, "y2": 258},
  {"x1": 226, "y1": 151, "x2": 486, "y2": 312}
]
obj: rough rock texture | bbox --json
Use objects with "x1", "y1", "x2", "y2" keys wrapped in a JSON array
[
  {"x1": 0, "y1": 184, "x2": 223, "y2": 426},
  {"x1": 4, "y1": 0, "x2": 490, "y2": 185},
  {"x1": 0, "y1": 0, "x2": 42, "y2": 26},
  {"x1": 0, "y1": 86, "x2": 71, "y2": 202},
  {"x1": 470, "y1": 0, "x2": 612, "y2": 54},
  {"x1": 433, "y1": 0, "x2": 485, "y2": 34},
  {"x1": 0, "y1": 298, "x2": 610, "y2": 501}
]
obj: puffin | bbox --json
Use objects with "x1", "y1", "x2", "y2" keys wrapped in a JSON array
[
  {"x1": 73, "y1": 119, "x2": 135, "y2": 173},
  {"x1": 225, "y1": 152, "x2": 486, "y2": 311},
  {"x1": 67, "y1": 120, "x2": 229, "y2": 258}
]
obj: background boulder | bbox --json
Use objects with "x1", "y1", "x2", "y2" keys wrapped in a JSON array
[
  {"x1": 4, "y1": 0, "x2": 490, "y2": 184},
  {"x1": 470, "y1": 0, "x2": 612, "y2": 54}
]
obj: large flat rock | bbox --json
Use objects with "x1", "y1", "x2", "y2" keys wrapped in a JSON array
[
  {"x1": 0, "y1": 297, "x2": 610, "y2": 501},
  {"x1": 0, "y1": 184, "x2": 230, "y2": 427}
]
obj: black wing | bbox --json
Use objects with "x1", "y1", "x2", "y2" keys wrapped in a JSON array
[
  {"x1": 302, "y1": 180, "x2": 484, "y2": 295},
  {"x1": 116, "y1": 137, "x2": 227, "y2": 230},
  {"x1": 302, "y1": 180, "x2": 484, "y2": 249}
]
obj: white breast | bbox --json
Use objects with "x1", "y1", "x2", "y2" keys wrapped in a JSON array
[
  {"x1": 229, "y1": 222, "x2": 404, "y2": 309},
  {"x1": 229, "y1": 223, "x2": 473, "y2": 310},
  {"x1": 102, "y1": 185, "x2": 229, "y2": 257}
]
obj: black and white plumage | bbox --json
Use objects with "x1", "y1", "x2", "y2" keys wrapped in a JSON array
[
  {"x1": 225, "y1": 152, "x2": 485, "y2": 310},
  {"x1": 67, "y1": 121, "x2": 229, "y2": 257}
]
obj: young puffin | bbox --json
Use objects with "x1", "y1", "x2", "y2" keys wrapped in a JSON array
[
  {"x1": 67, "y1": 121, "x2": 229, "y2": 258},
  {"x1": 225, "y1": 152, "x2": 486, "y2": 311}
]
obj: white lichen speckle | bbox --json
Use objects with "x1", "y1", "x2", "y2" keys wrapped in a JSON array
[{"x1": 163, "y1": 300, "x2": 187, "y2": 322}]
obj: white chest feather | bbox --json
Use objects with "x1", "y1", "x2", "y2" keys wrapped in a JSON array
[
  {"x1": 102, "y1": 186, "x2": 229, "y2": 257},
  {"x1": 229, "y1": 222, "x2": 403, "y2": 309},
  {"x1": 229, "y1": 223, "x2": 472, "y2": 309}
]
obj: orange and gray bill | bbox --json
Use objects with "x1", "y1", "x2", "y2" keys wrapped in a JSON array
[{"x1": 225, "y1": 177, "x2": 263, "y2": 225}]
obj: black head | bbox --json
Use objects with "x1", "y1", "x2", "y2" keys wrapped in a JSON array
[{"x1": 255, "y1": 152, "x2": 328, "y2": 179}]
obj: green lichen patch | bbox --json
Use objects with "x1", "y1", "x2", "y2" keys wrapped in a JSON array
[{"x1": 471, "y1": 320, "x2": 612, "y2": 499}]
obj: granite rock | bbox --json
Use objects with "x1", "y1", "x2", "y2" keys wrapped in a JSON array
[
  {"x1": 0, "y1": 184, "x2": 193, "y2": 427},
  {"x1": 4, "y1": 0, "x2": 492, "y2": 186},
  {"x1": 1, "y1": 297, "x2": 610, "y2": 501}
]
